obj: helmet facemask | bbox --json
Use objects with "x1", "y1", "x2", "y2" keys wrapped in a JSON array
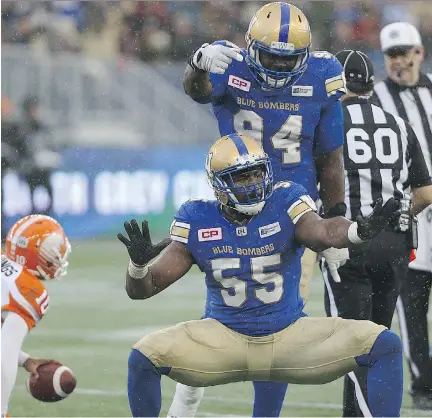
[
  {"x1": 208, "y1": 155, "x2": 274, "y2": 216},
  {"x1": 29, "y1": 235, "x2": 72, "y2": 281},
  {"x1": 246, "y1": 39, "x2": 310, "y2": 90}
]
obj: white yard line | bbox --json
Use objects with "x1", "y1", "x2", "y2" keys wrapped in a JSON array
[{"x1": 16, "y1": 386, "x2": 431, "y2": 416}]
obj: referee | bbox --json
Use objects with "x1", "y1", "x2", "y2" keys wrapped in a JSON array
[
  {"x1": 373, "y1": 22, "x2": 432, "y2": 410},
  {"x1": 323, "y1": 49, "x2": 432, "y2": 417}
]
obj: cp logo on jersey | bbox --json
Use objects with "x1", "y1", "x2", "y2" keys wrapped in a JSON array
[
  {"x1": 228, "y1": 75, "x2": 251, "y2": 92},
  {"x1": 198, "y1": 227, "x2": 223, "y2": 242}
]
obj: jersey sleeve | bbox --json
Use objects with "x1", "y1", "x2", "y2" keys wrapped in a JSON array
[
  {"x1": 170, "y1": 202, "x2": 192, "y2": 245},
  {"x1": 314, "y1": 100, "x2": 345, "y2": 155},
  {"x1": 275, "y1": 181, "x2": 318, "y2": 224},
  {"x1": 3, "y1": 271, "x2": 49, "y2": 330},
  {"x1": 209, "y1": 71, "x2": 228, "y2": 98},
  {"x1": 406, "y1": 123, "x2": 432, "y2": 188},
  {"x1": 320, "y1": 52, "x2": 346, "y2": 100},
  {"x1": 312, "y1": 52, "x2": 346, "y2": 155}
]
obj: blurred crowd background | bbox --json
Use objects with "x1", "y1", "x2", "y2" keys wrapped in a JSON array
[
  {"x1": 2, "y1": 0, "x2": 432, "y2": 239},
  {"x1": 3, "y1": 0, "x2": 432, "y2": 63}
]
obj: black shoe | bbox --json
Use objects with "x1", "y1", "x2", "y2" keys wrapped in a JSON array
[{"x1": 412, "y1": 393, "x2": 432, "y2": 410}]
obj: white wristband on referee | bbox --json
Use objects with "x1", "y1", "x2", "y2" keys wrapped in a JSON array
[
  {"x1": 347, "y1": 222, "x2": 365, "y2": 244},
  {"x1": 18, "y1": 351, "x2": 30, "y2": 367},
  {"x1": 128, "y1": 260, "x2": 149, "y2": 280}
]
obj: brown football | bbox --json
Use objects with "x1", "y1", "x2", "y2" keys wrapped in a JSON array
[{"x1": 27, "y1": 363, "x2": 77, "y2": 402}]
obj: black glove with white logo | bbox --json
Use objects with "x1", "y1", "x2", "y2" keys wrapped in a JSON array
[
  {"x1": 349, "y1": 198, "x2": 401, "y2": 243},
  {"x1": 117, "y1": 219, "x2": 171, "y2": 266}
]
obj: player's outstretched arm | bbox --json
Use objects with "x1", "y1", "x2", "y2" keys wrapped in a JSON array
[
  {"x1": 295, "y1": 198, "x2": 401, "y2": 252},
  {"x1": 118, "y1": 220, "x2": 193, "y2": 300}
]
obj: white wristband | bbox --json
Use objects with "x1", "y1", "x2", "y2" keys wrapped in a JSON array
[
  {"x1": 128, "y1": 260, "x2": 149, "y2": 280},
  {"x1": 18, "y1": 351, "x2": 30, "y2": 367},
  {"x1": 347, "y1": 222, "x2": 365, "y2": 244}
]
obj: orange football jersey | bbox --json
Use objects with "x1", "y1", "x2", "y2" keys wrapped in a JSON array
[{"x1": 1, "y1": 254, "x2": 49, "y2": 330}]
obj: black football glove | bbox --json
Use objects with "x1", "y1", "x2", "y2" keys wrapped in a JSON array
[
  {"x1": 117, "y1": 219, "x2": 171, "y2": 266},
  {"x1": 356, "y1": 198, "x2": 401, "y2": 241}
]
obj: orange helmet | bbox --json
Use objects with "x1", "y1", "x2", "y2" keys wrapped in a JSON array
[{"x1": 5, "y1": 215, "x2": 71, "y2": 280}]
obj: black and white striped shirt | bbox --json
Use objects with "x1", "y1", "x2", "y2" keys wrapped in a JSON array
[
  {"x1": 372, "y1": 73, "x2": 432, "y2": 178},
  {"x1": 342, "y1": 97, "x2": 431, "y2": 220}
]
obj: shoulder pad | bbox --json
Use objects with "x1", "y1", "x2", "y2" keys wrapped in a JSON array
[
  {"x1": 177, "y1": 199, "x2": 212, "y2": 222},
  {"x1": 310, "y1": 50, "x2": 336, "y2": 61},
  {"x1": 308, "y1": 52, "x2": 346, "y2": 99},
  {"x1": 273, "y1": 181, "x2": 317, "y2": 224},
  {"x1": 274, "y1": 181, "x2": 293, "y2": 190}
]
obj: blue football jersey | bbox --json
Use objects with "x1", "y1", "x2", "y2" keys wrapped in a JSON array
[
  {"x1": 169, "y1": 181, "x2": 317, "y2": 336},
  {"x1": 209, "y1": 47, "x2": 346, "y2": 200}
]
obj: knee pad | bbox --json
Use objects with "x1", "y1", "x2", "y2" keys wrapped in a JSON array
[
  {"x1": 371, "y1": 330, "x2": 402, "y2": 356},
  {"x1": 356, "y1": 330, "x2": 402, "y2": 367},
  {"x1": 128, "y1": 349, "x2": 171, "y2": 376}
]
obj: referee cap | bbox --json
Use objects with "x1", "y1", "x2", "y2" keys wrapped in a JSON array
[
  {"x1": 380, "y1": 22, "x2": 422, "y2": 53},
  {"x1": 335, "y1": 50, "x2": 374, "y2": 93}
]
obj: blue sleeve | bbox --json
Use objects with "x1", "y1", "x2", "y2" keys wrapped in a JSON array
[
  {"x1": 322, "y1": 54, "x2": 346, "y2": 101},
  {"x1": 209, "y1": 71, "x2": 228, "y2": 98},
  {"x1": 314, "y1": 100, "x2": 344, "y2": 155},
  {"x1": 275, "y1": 181, "x2": 317, "y2": 218},
  {"x1": 170, "y1": 202, "x2": 192, "y2": 245}
]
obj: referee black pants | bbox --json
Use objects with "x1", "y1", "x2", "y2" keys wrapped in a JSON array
[
  {"x1": 322, "y1": 230, "x2": 411, "y2": 417},
  {"x1": 396, "y1": 267, "x2": 432, "y2": 396}
]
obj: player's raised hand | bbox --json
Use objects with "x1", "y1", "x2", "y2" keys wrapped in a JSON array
[
  {"x1": 117, "y1": 219, "x2": 171, "y2": 266},
  {"x1": 352, "y1": 198, "x2": 401, "y2": 242},
  {"x1": 192, "y1": 41, "x2": 243, "y2": 74}
]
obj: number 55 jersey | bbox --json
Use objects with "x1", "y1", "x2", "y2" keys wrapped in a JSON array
[
  {"x1": 210, "y1": 48, "x2": 346, "y2": 201},
  {"x1": 170, "y1": 181, "x2": 317, "y2": 337}
]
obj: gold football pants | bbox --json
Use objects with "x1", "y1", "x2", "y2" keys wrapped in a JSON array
[{"x1": 134, "y1": 316, "x2": 385, "y2": 387}]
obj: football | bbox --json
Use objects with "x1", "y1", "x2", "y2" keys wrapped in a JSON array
[{"x1": 27, "y1": 363, "x2": 77, "y2": 402}]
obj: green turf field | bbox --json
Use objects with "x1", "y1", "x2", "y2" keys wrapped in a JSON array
[{"x1": 9, "y1": 240, "x2": 432, "y2": 417}]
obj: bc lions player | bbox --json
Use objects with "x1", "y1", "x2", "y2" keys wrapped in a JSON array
[
  {"x1": 179, "y1": 2, "x2": 348, "y2": 416},
  {"x1": 119, "y1": 134, "x2": 403, "y2": 418},
  {"x1": 2, "y1": 215, "x2": 71, "y2": 416}
]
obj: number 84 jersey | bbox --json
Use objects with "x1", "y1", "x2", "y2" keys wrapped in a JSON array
[
  {"x1": 210, "y1": 47, "x2": 346, "y2": 200},
  {"x1": 170, "y1": 182, "x2": 317, "y2": 336}
]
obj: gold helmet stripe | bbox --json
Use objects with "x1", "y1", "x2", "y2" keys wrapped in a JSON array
[{"x1": 229, "y1": 133, "x2": 250, "y2": 156}]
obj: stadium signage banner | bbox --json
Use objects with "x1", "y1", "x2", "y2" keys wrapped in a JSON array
[{"x1": 2, "y1": 146, "x2": 213, "y2": 238}]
